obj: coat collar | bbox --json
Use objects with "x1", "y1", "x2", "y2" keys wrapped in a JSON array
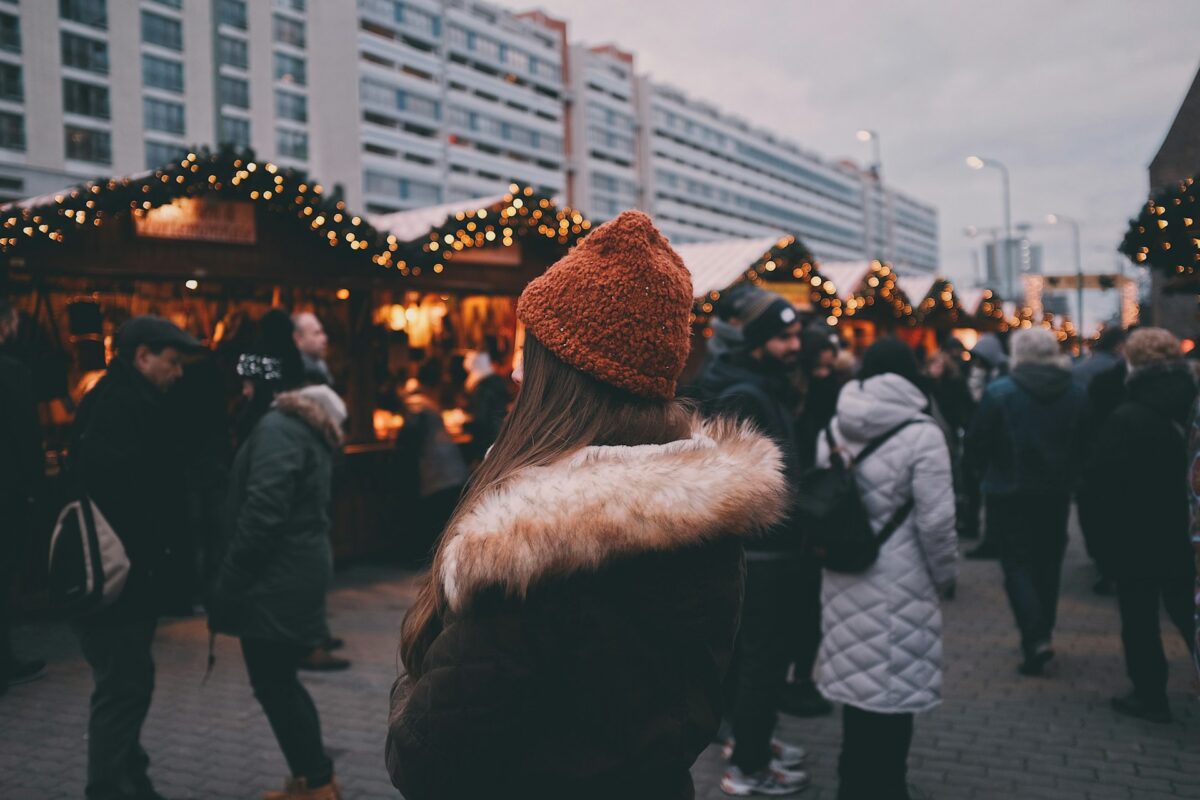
[
  {"x1": 439, "y1": 418, "x2": 787, "y2": 611},
  {"x1": 273, "y1": 388, "x2": 345, "y2": 449}
]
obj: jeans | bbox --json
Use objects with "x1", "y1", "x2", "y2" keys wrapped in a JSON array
[
  {"x1": 993, "y1": 493, "x2": 1071, "y2": 657},
  {"x1": 729, "y1": 557, "x2": 802, "y2": 774},
  {"x1": 838, "y1": 704, "x2": 914, "y2": 800},
  {"x1": 73, "y1": 611, "x2": 158, "y2": 800},
  {"x1": 241, "y1": 638, "x2": 334, "y2": 787},
  {"x1": 1117, "y1": 574, "x2": 1196, "y2": 707}
]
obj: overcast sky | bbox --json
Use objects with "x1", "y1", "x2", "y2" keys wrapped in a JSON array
[{"x1": 533, "y1": 0, "x2": 1200, "y2": 326}]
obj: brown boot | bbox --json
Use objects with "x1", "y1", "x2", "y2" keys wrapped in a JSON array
[{"x1": 263, "y1": 775, "x2": 342, "y2": 800}]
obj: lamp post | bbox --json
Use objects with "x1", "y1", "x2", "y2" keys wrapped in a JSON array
[
  {"x1": 1046, "y1": 213, "x2": 1084, "y2": 344},
  {"x1": 966, "y1": 156, "x2": 1013, "y2": 297},
  {"x1": 858, "y1": 130, "x2": 892, "y2": 264}
]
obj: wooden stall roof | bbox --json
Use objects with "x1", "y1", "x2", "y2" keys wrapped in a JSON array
[
  {"x1": 819, "y1": 262, "x2": 875, "y2": 301},
  {"x1": 674, "y1": 236, "x2": 781, "y2": 298}
]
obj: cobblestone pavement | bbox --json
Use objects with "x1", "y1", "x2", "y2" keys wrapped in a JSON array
[{"x1": 3, "y1": 523, "x2": 1197, "y2": 799}]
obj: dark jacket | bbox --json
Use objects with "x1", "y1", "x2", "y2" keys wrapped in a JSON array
[
  {"x1": 210, "y1": 390, "x2": 340, "y2": 646},
  {"x1": 386, "y1": 421, "x2": 788, "y2": 800},
  {"x1": 1089, "y1": 361, "x2": 1198, "y2": 580},
  {"x1": 965, "y1": 362, "x2": 1086, "y2": 497},
  {"x1": 692, "y1": 352, "x2": 801, "y2": 551},
  {"x1": 0, "y1": 354, "x2": 41, "y2": 511},
  {"x1": 71, "y1": 359, "x2": 186, "y2": 615},
  {"x1": 464, "y1": 373, "x2": 510, "y2": 454}
]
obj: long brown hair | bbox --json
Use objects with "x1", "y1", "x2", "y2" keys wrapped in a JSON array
[{"x1": 399, "y1": 333, "x2": 692, "y2": 677}]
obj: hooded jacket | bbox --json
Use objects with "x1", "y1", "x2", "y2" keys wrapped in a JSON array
[
  {"x1": 815, "y1": 374, "x2": 957, "y2": 714},
  {"x1": 386, "y1": 420, "x2": 788, "y2": 800},
  {"x1": 965, "y1": 362, "x2": 1086, "y2": 497},
  {"x1": 967, "y1": 334, "x2": 1009, "y2": 402},
  {"x1": 210, "y1": 386, "x2": 345, "y2": 646},
  {"x1": 1089, "y1": 361, "x2": 1198, "y2": 581}
]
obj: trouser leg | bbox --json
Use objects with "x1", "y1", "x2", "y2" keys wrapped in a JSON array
[
  {"x1": 1032, "y1": 496, "x2": 1071, "y2": 640},
  {"x1": 74, "y1": 612, "x2": 158, "y2": 800},
  {"x1": 729, "y1": 559, "x2": 794, "y2": 774},
  {"x1": 241, "y1": 638, "x2": 334, "y2": 788},
  {"x1": 997, "y1": 503, "x2": 1043, "y2": 656},
  {"x1": 1160, "y1": 571, "x2": 1197, "y2": 655},
  {"x1": 1117, "y1": 579, "x2": 1168, "y2": 707},
  {"x1": 838, "y1": 705, "x2": 913, "y2": 800},
  {"x1": 790, "y1": 555, "x2": 823, "y2": 687}
]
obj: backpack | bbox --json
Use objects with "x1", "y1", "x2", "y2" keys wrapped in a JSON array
[
  {"x1": 797, "y1": 419, "x2": 924, "y2": 573},
  {"x1": 47, "y1": 495, "x2": 130, "y2": 614}
]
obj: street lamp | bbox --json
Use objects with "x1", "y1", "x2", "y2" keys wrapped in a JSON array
[
  {"x1": 858, "y1": 130, "x2": 891, "y2": 264},
  {"x1": 1046, "y1": 213, "x2": 1084, "y2": 344},
  {"x1": 966, "y1": 155, "x2": 1013, "y2": 297}
]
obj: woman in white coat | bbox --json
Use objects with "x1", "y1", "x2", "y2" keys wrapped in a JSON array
[{"x1": 815, "y1": 339, "x2": 958, "y2": 800}]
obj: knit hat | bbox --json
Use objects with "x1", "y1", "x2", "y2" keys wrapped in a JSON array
[
  {"x1": 517, "y1": 210, "x2": 693, "y2": 400},
  {"x1": 738, "y1": 290, "x2": 799, "y2": 350}
]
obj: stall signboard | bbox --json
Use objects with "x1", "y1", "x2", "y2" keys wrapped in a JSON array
[{"x1": 134, "y1": 197, "x2": 257, "y2": 245}]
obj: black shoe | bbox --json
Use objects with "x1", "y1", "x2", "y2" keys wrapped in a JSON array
[
  {"x1": 1111, "y1": 692, "x2": 1172, "y2": 723},
  {"x1": 325, "y1": 636, "x2": 345, "y2": 651},
  {"x1": 5, "y1": 658, "x2": 47, "y2": 687},
  {"x1": 298, "y1": 648, "x2": 351, "y2": 672},
  {"x1": 1018, "y1": 643, "x2": 1054, "y2": 676},
  {"x1": 965, "y1": 542, "x2": 1000, "y2": 560},
  {"x1": 778, "y1": 681, "x2": 833, "y2": 718}
]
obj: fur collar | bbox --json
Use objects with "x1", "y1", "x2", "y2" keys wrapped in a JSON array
[
  {"x1": 274, "y1": 390, "x2": 344, "y2": 449},
  {"x1": 440, "y1": 419, "x2": 787, "y2": 611}
]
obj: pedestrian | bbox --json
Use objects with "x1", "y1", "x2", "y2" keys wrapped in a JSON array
[
  {"x1": 462, "y1": 348, "x2": 510, "y2": 461},
  {"x1": 386, "y1": 211, "x2": 789, "y2": 800},
  {"x1": 0, "y1": 297, "x2": 45, "y2": 695},
  {"x1": 1073, "y1": 325, "x2": 1127, "y2": 389},
  {"x1": 209, "y1": 383, "x2": 348, "y2": 800},
  {"x1": 293, "y1": 311, "x2": 333, "y2": 386},
  {"x1": 1088, "y1": 328, "x2": 1197, "y2": 722},
  {"x1": 965, "y1": 327, "x2": 1085, "y2": 676},
  {"x1": 397, "y1": 358, "x2": 468, "y2": 561},
  {"x1": 692, "y1": 287, "x2": 812, "y2": 796},
  {"x1": 70, "y1": 315, "x2": 202, "y2": 800},
  {"x1": 924, "y1": 349, "x2": 974, "y2": 438},
  {"x1": 966, "y1": 332, "x2": 1008, "y2": 403},
  {"x1": 815, "y1": 338, "x2": 958, "y2": 800}
]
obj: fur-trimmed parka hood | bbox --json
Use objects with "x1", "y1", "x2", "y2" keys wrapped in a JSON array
[
  {"x1": 439, "y1": 418, "x2": 788, "y2": 612},
  {"x1": 273, "y1": 385, "x2": 346, "y2": 449}
]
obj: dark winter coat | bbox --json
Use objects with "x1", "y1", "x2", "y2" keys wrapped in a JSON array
[
  {"x1": 1088, "y1": 361, "x2": 1198, "y2": 581},
  {"x1": 386, "y1": 420, "x2": 788, "y2": 800},
  {"x1": 0, "y1": 354, "x2": 41, "y2": 511},
  {"x1": 209, "y1": 390, "x2": 341, "y2": 646},
  {"x1": 464, "y1": 373, "x2": 510, "y2": 453},
  {"x1": 692, "y1": 352, "x2": 801, "y2": 551},
  {"x1": 71, "y1": 359, "x2": 187, "y2": 616},
  {"x1": 965, "y1": 363, "x2": 1086, "y2": 498}
]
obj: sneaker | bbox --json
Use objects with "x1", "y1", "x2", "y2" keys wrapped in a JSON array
[
  {"x1": 1018, "y1": 642, "x2": 1054, "y2": 676},
  {"x1": 298, "y1": 649, "x2": 351, "y2": 672},
  {"x1": 721, "y1": 765, "x2": 808, "y2": 796},
  {"x1": 5, "y1": 658, "x2": 47, "y2": 687},
  {"x1": 779, "y1": 682, "x2": 833, "y2": 718},
  {"x1": 1111, "y1": 691, "x2": 1172, "y2": 723},
  {"x1": 722, "y1": 738, "x2": 807, "y2": 767}
]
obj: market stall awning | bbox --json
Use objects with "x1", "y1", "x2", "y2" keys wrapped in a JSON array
[
  {"x1": 368, "y1": 196, "x2": 510, "y2": 243},
  {"x1": 897, "y1": 276, "x2": 937, "y2": 310},
  {"x1": 674, "y1": 236, "x2": 780, "y2": 298},
  {"x1": 819, "y1": 262, "x2": 875, "y2": 300}
]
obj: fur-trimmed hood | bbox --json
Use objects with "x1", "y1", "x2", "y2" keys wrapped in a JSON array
[
  {"x1": 439, "y1": 418, "x2": 788, "y2": 611},
  {"x1": 274, "y1": 385, "x2": 346, "y2": 449}
]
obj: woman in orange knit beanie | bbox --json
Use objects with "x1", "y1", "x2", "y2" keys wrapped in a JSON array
[{"x1": 386, "y1": 211, "x2": 793, "y2": 799}]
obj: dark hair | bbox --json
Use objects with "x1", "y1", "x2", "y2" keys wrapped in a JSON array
[
  {"x1": 859, "y1": 338, "x2": 923, "y2": 388},
  {"x1": 1094, "y1": 326, "x2": 1128, "y2": 354},
  {"x1": 399, "y1": 333, "x2": 692, "y2": 679},
  {"x1": 416, "y1": 358, "x2": 444, "y2": 389}
]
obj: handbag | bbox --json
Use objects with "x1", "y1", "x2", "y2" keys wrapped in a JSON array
[{"x1": 47, "y1": 495, "x2": 130, "y2": 615}]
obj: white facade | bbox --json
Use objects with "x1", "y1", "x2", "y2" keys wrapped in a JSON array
[{"x1": 565, "y1": 43, "x2": 639, "y2": 222}]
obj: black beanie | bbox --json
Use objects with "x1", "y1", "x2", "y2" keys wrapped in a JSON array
[
  {"x1": 739, "y1": 290, "x2": 799, "y2": 350},
  {"x1": 859, "y1": 337, "x2": 923, "y2": 389}
]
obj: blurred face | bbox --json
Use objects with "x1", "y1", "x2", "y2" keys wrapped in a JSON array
[
  {"x1": 926, "y1": 355, "x2": 946, "y2": 379},
  {"x1": 135, "y1": 345, "x2": 184, "y2": 393},
  {"x1": 294, "y1": 313, "x2": 328, "y2": 360},
  {"x1": 760, "y1": 322, "x2": 803, "y2": 367},
  {"x1": 812, "y1": 349, "x2": 836, "y2": 379}
]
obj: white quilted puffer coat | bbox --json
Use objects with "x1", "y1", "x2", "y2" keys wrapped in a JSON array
[{"x1": 815, "y1": 374, "x2": 958, "y2": 714}]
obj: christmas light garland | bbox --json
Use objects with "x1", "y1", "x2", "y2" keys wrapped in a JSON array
[{"x1": 1119, "y1": 173, "x2": 1199, "y2": 285}]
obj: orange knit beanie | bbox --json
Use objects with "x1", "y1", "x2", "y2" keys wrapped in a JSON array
[{"x1": 517, "y1": 210, "x2": 693, "y2": 400}]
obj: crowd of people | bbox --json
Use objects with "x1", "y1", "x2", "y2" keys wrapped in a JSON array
[{"x1": 1, "y1": 208, "x2": 1198, "y2": 800}]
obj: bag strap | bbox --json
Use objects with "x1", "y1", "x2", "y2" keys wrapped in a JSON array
[
  {"x1": 823, "y1": 424, "x2": 846, "y2": 469},
  {"x1": 853, "y1": 418, "x2": 926, "y2": 465},
  {"x1": 876, "y1": 498, "x2": 915, "y2": 548}
]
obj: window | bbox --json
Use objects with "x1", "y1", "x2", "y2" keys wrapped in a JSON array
[
  {"x1": 0, "y1": 111, "x2": 22, "y2": 150},
  {"x1": 219, "y1": 115, "x2": 249, "y2": 148},
  {"x1": 273, "y1": 52, "x2": 305, "y2": 85},
  {"x1": 0, "y1": 62, "x2": 20, "y2": 101},
  {"x1": 145, "y1": 140, "x2": 184, "y2": 169},
  {"x1": 142, "y1": 54, "x2": 183, "y2": 92},
  {"x1": 364, "y1": 171, "x2": 441, "y2": 204},
  {"x1": 395, "y1": 3, "x2": 440, "y2": 38},
  {"x1": 59, "y1": 0, "x2": 107, "y2": 29},
  {"x1": 275, "y1": 90, "x2": 306, "y2": 122},
  {"x1": 61, "y1": 32, "x2": 109, "y2": 75},
  {"x1": 147, "y1": 0, "x2": 182, "y2": 8},
  {"x1": 217, "y1": 35, "x2": 247, "y2": 68},
  {"x1": 218, "y1": 76, "x2": 249, "y2": 109},
  {"x1": 272, "y1": 14, "x2": 305, "y2": 48},
  {"x1": 65, "y1": 125, "x2": 111, "y2": 163},
  {"x1": 273, "y1": 0, "x2": 304, "y2": 10},
  {"x1": 276, "y1": 128, "x2": 308, "y2": 160},
  {"x1": 0, "y1": 12, "x2": 18, "y2": 52},
  {"x1": 63, "y1": 79, "x2": 109, "y2": 119},
  {"x1": 144, "y1": 97, "x2": 184, "y2": 133},
  {"x1": 141, "y1": 10, "x2": 182, "y2": 50},
  {"x1": 217, "y1": 0, "x2": 246, "y2": 29}
]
